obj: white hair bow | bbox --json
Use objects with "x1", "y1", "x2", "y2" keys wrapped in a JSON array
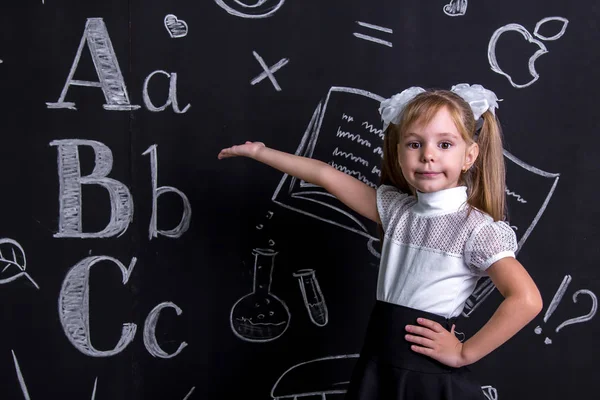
[
  {"x1": 450, "y1": 83, "x2": 499, "y2": 120},
  {"x1": 379, "y1": 86, "x2": 425, "y2": 132},
  {"x1": 379, "y1": 83, "x2": 500, "y2": 131}
]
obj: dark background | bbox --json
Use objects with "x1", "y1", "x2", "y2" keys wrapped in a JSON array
[{"x1": 1, "y1": 1, "x2": 598, "y2": 399}]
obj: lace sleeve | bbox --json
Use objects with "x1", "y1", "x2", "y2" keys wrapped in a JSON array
[
  {"x1": 376, "y1": 185, "x2": 410, "y2": 232},
  {"x1": 465, "y1": 220, "x2": 518, "y2": 273}
]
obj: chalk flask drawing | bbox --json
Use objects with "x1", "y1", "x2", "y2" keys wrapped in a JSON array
[
  {"x1": 293, "y1": 269, "x2": 328, "y2": 326},
  {"x1": 230, "y1": 248, "x2": 290, "y2": 342}
]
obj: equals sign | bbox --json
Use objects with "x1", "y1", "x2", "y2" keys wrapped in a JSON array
[{"x1": 353, "y1": 21, "x2": 393, "y2": 47}]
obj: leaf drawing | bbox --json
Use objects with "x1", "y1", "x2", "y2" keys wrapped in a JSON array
[{"x1": 0, "y1": 238, "x2": 39, "y2": 289}]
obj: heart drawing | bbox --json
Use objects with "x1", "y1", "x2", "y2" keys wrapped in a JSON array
[
  {"x1": 443, "y1": 0, "x2": 468, "y2": 17},
  {"x1": 164, "y1": 14, "x2": 188, "y2": 38}
]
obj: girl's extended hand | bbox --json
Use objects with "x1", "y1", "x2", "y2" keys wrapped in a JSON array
[
  {"x1": 405, "y1": 318, "x2": 467, "y2": 368},
  {"x1": 218, "y1": 141, "x2": 265, "y2": 159}
]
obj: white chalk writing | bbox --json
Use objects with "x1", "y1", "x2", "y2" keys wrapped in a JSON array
[
  {"x1": 336, "y1": 126, "x2": 372, "y2": 147},
  {"x1": 331, "y1": 147, "x2": 369, "y2": 167}
]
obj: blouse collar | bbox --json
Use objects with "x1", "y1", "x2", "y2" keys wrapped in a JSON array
[{"x1": 413, "y1": 186, "x2": 468, "y2": 215}]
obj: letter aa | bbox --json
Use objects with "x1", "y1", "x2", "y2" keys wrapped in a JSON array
[{"x1": 46, "y1": 18, "x2": 190, "y2": 113}]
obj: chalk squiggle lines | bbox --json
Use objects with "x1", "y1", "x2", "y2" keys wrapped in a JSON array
[
  {"x1": 336, "y1": 127, "x2": 372, "y2": 147},
  {"x1": 505, "y1": 187, "x2": 527, "y2": 204},
  {"x1": 332, "y1": 147, "x2": 369, "y2": 167},
  {"x1": 361, "y1": 121, "x2": 384, "y2": 139}
]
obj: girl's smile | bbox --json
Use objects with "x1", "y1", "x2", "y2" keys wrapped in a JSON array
[
  {"x1": 397, "y1": 106, "x2": 478, "y2": 193},
  {"x1": 415, "y1": 171, "x2": 441, "y2": 178}
]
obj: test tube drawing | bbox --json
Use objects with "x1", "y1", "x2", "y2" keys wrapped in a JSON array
[
  {"x1": 230, "y1": 248, "x2": 291, "y2": 342},
  {"x1": 293, "y1": 269, "x2": 329, "y2": 327}
]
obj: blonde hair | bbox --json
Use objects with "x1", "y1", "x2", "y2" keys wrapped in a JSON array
[{"x1": 380, "y1": 89, "x2": 507, "y2": 221}]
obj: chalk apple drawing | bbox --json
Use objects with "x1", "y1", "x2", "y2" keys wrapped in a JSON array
[
  {"x1": 534, "y1": 17, "x2": 569, "y2": 41},
  {"x1": 488, "y1": 17, "x2": 568, "y2": 88},
  {"x1": 488, "y1": 24, "x2": 548, "y2": 88}
]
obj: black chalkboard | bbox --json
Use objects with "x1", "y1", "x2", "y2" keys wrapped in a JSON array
[{"x1": 1, "y1": 1, "x2": 599, "y2": 399}]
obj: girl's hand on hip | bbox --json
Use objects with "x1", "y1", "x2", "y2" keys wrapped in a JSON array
[
  {"x1": 218, "y1": 141, "x2": 265, "y2": 159},
  {"x1": 405, "y1": 318, "x2": 466, "y2": 368}
]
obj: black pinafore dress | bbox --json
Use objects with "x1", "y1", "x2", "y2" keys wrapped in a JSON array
[{"x1": 345, "y1": 301, "x2": 485, "y2": 400}]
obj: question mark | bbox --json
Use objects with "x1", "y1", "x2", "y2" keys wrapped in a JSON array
[{"x1": 555, "y1": 289, "x2": 597, "y2": 333}]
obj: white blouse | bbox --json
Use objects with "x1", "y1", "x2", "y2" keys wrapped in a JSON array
[{"x1": 376, "y1": 185, "x2": 517, "y2": 318}]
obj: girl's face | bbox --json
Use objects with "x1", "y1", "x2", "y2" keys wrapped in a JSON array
[{"x1": 397, "y1": 106, "x2": 478, "y2": 193}]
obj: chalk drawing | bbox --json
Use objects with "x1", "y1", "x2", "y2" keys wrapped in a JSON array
[
  {"x1": 143, "y1": 145, "x2": 192, "y2": 240},
  {"x1": 443, "y1": 0, "x2": 468, "y2": 17},
  {"x1": 11, "y1": 350, "x2": 32, "y2": 400},
  {"x1": 182, "y1": 387, "x2": 196, "y2": 400},
  {"x1": 534, "y1": 275, "x2": 597, "y2": 344},
  {"x1": 46, "y1": 18, "x2": 140, "y2": 110},
  {"x1": 0, "y1": 238, "x2": 39, "y2": 289},
  {"x1": 353, "y1": 21, "x2": 393, "y2": 47},
  {"x1": 230, "y1": 248, "x2": 290, "y2": 342},
  {"x1": 533, "y1": 17, "x2": 569, "y2": 41},
  {"x1": 505, "y1": 187, "x2": 527, "y2": 204},
  {"x1": 367, "y1": 238, "x2": 381, "y2": 258},
  {"x1": 214, "y1": 0, "x2": 286, "y2": 18},
  {"x1": 164, "y1": 14, "x2": 188, "y2": 38},
  {"x1": 272, "y1": 86, "x2": 384, "y2": 242},
  {"x1": 50, "y1": 139, "x2": 133, "y2": 238},
  {"x1": 488, "y1": 17, "x2": 568, "y2": 88},
  {"x1": 270, "y1": 354, "x2": 501, "y2": 398},
  {"x1": 482, "y1": 385, "x2": 498, "y2": 400},
  {"x1": 143, "y1": 301, "x2": 188, "y2": 358},
  {"x1": 11, "y1": 350, "x2": 99, "y2": 399},
  {"x1": 251, "y1": 51, "x2": 289, "y2": 92},
  {"x1": 293, "y1": 269, "x2": 328, "y2": 327},
  {"x1": 143, "y1": 70, "x2": 191, "y2": 113},
  {"x1": 271, "y1": 354, "x2": 359, "y2": 399},
  {"x1": 58, "y1": 256, "x2": 137, "y2": 356}
]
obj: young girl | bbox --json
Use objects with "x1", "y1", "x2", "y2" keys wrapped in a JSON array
[{"x1": 218, "y1": 84, "x2": 543, "y2": 399}]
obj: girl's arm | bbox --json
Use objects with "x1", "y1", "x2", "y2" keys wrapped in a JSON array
[
  {"x1": 459, "y1": 257, "x2": 543, "y2": 365},
  {"x1": 218, "y1": 142, "x2": 379, "y2": 223}
]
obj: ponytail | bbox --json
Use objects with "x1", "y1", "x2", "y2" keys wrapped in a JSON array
[{"x1": 466, "y1": 111, "x2": 506, "y2": 221}]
